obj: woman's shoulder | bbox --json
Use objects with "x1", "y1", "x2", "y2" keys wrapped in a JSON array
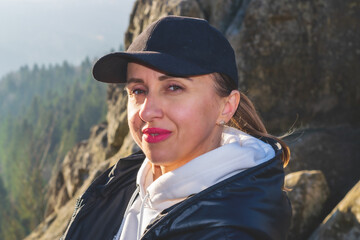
[
  {"x1": 61, "y1": 151, "x2": 145, "y2": 240},
  {"x1": 81, "y1": 151, "x2": 145, "y2": 199},
  {"x1": 108, "y1": 150, "x2": 145, "y2": 178},
  {"x1": 178, "y1": 153, "x2": 289, "y2": 215}
]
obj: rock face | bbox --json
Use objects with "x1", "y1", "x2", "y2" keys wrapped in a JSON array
[
  {"x1": 309, "y1": 181, "x2": 360, "y2": 240},
  {"x1": 285, "y1": 170, "x2": 330, "y2": 240},
  {"x1": 284, "y1": 126, "x2": 360, "y2": 214},
  {"x1": 25, "y1": 0, "x2": 360, "y2": 239},
  {"x1": 105, "y1": 84, "x2": 131, "y2": 158},
  {"x1": 235, "y1": 0, "x2": 360, "y2": 133},
  {"x1": 45, "y1": 123, "x2": 109, "y2": 216}
]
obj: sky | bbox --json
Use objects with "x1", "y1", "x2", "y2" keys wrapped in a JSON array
[{"x1": 0, "y1": 0, "x2": 136, "y2": 78}]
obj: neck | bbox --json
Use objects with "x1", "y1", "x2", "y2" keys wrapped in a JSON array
[
  {"x1": 152, "y1": 164, "x2": 162, "y2": 181},
  {"x1": 151, "y1": 163, "x2": 181, "y2": 180}
]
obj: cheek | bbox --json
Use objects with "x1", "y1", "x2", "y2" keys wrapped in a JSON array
[
  {"x1": 127, "y1": 99, "x2": 141, "y2": 123},
  {"x1": 127, "y1": 103, "x2": 142, "y2": 139},
  {"x1": 127, "y1": 106, "x2": 137, "y2": 125},
  {"x1": 170, "y1": 97, "x2": 219, "y2": 129}
]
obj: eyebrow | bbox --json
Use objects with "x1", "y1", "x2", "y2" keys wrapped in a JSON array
[
  {"x1": 126, "y1": 75, "x2": 193, "y2": 84},
  {"x1": 158, "y1": 75, "x2": 193, "y2": 81},
  {"x1": 126, "y1": 78, "x2": 144, "y2": 85}
]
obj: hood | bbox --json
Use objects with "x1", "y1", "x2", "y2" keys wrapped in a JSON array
[{"x1": 137, "y1": 126, "x2": 275, "y2": 210}]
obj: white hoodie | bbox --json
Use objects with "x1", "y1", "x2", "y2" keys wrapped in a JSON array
[{"x1": 114, "y1": 126, "x2": 276, "y2": 240}]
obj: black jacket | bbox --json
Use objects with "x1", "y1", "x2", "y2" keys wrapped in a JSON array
[{"x1": 62, "y1": 138, "x2": 291, "y2": 240}]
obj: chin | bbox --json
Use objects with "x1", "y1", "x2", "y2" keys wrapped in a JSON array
[
  {"x1": 147, "y1": 154, "x2": 169, "y2": 165},
  {"x1": 141, "y1": 142, "x2": 165, "y2": 158},
  {"x1": 144, "y1": 150, "x2": 172, "y2": 165}
]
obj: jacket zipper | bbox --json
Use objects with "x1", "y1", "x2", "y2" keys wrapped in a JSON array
[
  {"x1": 62, "y1": 195, "x2": 98, "y2": 239},
  {"x1": 73, "y1": 197, "x2": 84, "y2": 217},
  {"x1": 113, "y1": 185, "x2": 140, "y2": 240},
  {"x1": 60, "y1": 196, "x2": 84, "y2": 240}
]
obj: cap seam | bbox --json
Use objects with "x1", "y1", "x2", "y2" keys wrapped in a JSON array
[{"x1": 144, "y1": 18, "x2": 163, "y2": 51}]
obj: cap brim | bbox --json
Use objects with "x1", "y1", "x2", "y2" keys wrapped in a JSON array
[{"x1": 92, "y1": 51, "x2": 212, "y2": 83}]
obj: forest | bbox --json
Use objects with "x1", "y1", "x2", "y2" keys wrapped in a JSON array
[{"x1": 0, "y1": 58, "x2": 107, "y2": 240}]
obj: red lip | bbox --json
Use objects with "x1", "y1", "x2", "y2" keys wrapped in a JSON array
[{"x1": 142, "y1": 128, "x2": 172, "y2": 143}]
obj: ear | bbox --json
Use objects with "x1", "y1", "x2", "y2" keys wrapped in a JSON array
[{"x1": 218, "y1": 90, "x2": 240, "y2": 123}]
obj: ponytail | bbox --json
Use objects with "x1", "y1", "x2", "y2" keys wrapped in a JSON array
[{"x1": 212, "y1": 73, "x2": 290, "y2": 167}]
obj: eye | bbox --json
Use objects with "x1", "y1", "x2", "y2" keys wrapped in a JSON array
[
  {"x1": 168, "y1": 84, "x2": 183, "y2": 92},
  {"x1": 126, "y1": 87, "x2": 146, "y2": 96},
  {"x1": 132, "y1": 89, "x2": 146, "y2": 95}
]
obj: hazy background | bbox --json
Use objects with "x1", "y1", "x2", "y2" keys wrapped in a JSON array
[
  {"x1": 0, "y1": 1, "x2": 136, "y2": 239},
  {"x1": 0, "y1": 0, "x2": 136, "y2": 78}
]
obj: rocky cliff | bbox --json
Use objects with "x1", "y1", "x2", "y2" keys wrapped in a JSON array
[{"x1": 25, "y1": 0, "x2": 360, "y2": 239}]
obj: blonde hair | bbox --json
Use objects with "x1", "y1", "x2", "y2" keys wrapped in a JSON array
[{"x1": 213, "y1": 73, "x2": 290, "y2": 167}]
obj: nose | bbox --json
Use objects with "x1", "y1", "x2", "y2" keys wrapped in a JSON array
[{"x1": 139, "y1": 94, "x2": 163, "y2": 122}]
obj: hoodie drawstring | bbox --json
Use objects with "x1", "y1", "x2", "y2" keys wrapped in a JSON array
[{"x1": 137, "y1": 192, "x2": 150, "y2": 240}]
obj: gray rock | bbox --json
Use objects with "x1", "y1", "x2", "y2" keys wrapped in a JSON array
[
  {"x1": 285, "y1": 170, "x2": 330, "y2": 240},
  {"x1": 284, "y1": 126, "x2": 360, "y2": 216},
  {"x1": 105, "y1": 84, "x2": 129, "y2": 156},
  {"x1": 309, "y1": 181, "x2": 360, "y2": 240},
  {"x1": 45, "y1": 123, "x2": 108, "y2": 216},
  {"x1": 234, "y1": 0, "x2": 360, "y2": 133}
]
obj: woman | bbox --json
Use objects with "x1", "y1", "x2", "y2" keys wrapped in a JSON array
[{"x1": 62, "y1": 16, "x2": 291, "y2": 240}]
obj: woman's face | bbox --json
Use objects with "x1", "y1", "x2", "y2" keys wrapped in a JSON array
[{"x1": 126, "y1": 62, "x2": 227, "y2": 173}]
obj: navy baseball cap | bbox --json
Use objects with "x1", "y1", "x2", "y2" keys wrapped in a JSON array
[{"x1": 93, "y1": 16, "x2": 238, "y2": 85}]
